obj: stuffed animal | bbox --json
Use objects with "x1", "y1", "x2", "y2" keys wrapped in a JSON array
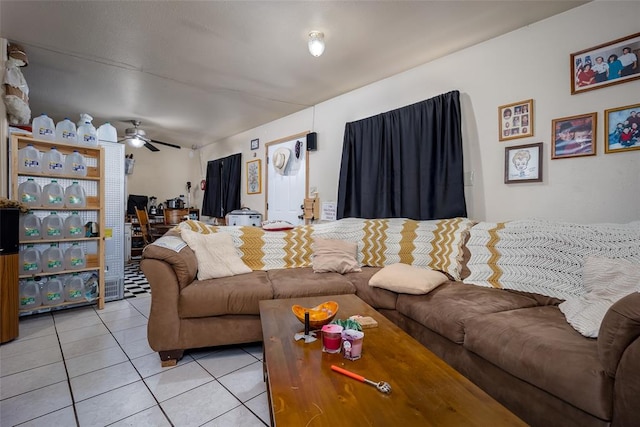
[{"x1": 3, "y1": 43, "x2": 31, "y2": 125}]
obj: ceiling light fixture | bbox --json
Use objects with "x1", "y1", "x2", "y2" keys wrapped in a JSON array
[
  {"x1": 127, "y1": 137, "x2": 145, "y2": 148},
  {"x1": 308, "y1": 31, "x2": 325, "y2": 57}
]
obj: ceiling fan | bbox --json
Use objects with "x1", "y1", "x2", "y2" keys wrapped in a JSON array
[{"x1": 119, "y1": 120, "x2": 181, "y2": 152}]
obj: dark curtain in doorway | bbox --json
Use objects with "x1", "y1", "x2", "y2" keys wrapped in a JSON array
[
  {"x1": 202, "y1": 153, "x2": 241, "y2": 217},
  {"x1": 336, "y1": 90, "x2": 466, "y2": 220}
]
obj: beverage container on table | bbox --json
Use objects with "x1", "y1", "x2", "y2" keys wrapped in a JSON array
[
  {"x1": 20, "y1": 244, "x2": 42, "y2": 274},
  {"x1": 32, "y1": 113, "x2": 56, "y2": 141},
  {"x1": 77, "y1": 120, "x2": 97, "y2": 146},
  {"x1": 97, "y1": 122, "x2": 118, "y2": 143},
  {"x1": 64, "y1": 181, "x2": 86, "y2": 208},
  {"x1": 64, "y1": 243, "x2": 85, "y2": 270},
  {"x1": 42, "y1": 147, "x2": 64, "y2": 175},
  {"x1": 321, "y1": 324, "x2": 344, "y2": 354},
  {"x1": 64, "y1": 273, "x2": 85, "y2": 302},
  {"x1": 17, "y1": 178, "x2": 42, "y2": 207},
  {"x1": 20, "y1": 211, "x2": 42, "y2": 240},
  {"x1": 41, "y1": 275, "x2": 64, "y2": 306},
  {"x1": 42, "y1": 180, "x2": 65, "y2": 208},
  {"x1": 64, "y1": 211, "x2": 84, "y2": 238},
  {"x1": 41, "y1": 212, "x2": 64, "y2": 240},
  {"x1": 18, "y1": 144, "x2": 42, "y2": 173},
  {"x1": 19, "y1": 279, "x2": 42, "y2": 310},
  {"x1": 55, "y1": 118, "x2": 77, "y2": 144},
  {"x1": 42, "y1": 243, "x2": 64, "y2": 273},
  {"x1": 64, "y1": 150, "x2": 87, "y2": 176}
]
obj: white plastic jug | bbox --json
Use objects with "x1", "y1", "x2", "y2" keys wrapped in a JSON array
[
  {"x1": 64, "y1": 243, "x2": 85, "y2": 270},
  {"x1": 18, "y1": 144, "x2": 42, "y2": 173},
  {"x1": 42, "y1": 147, "x2": 65, "y2": 175},
  {"x1": 42, "y1": 180, "x2": 65, "y2": 208},
  {"x1": 64, "y1": 273, "x2": 86, "y2": 302},
  {"x1": 55, "y1": 118, "x2": 77, "y2": 144},
  {"x1": 19, "y1": 279, "x2": 42, "y2": 310},
  {"x1": 64, "y1": 211, "x2": 84, "y2": 238},
  {"x1": 77, "y1": 121, "x2": 98, "y2": 146},
  {"x1": 20, "y1": 211, "x2": 42, "y2": 241},
  {"x1": 20, "y1": 244, "x2": 42, "y2": 274},
  {"x1": 32, "y1": 113, "x2": 56, "y2": 141},
  {"x1": 97, "y1": 122, "x2": 118, "y2": 143},
  {"x1": 64, "y1": 181, "x2": 86, "y2": 208},
  {"x1": 41, "y1": 276, "x2": 64, "y2": 306},
  {"x1": 17, "y1": 178, "x2": 42, "y2": 207},
  {"x1": 42, "y1": 243, "x2": 64, "y2": 273},
  {"x1": 64, "y1": 150, "x2": 87, "y2": 177},
  {"x1": 41, "y1": 212, "x2": 64, "y2": 240}
]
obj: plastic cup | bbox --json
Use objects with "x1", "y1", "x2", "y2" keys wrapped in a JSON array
[{"x1": 321, "y1": 324, "x2": 343, "y2": 353}]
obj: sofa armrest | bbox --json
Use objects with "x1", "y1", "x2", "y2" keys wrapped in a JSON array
[
  {"x1": 141, "y1": 238, "x2": 198, "y2": 290},
  {"x1": 598, "y1": 292, "x2": 640, "y2": 377}
]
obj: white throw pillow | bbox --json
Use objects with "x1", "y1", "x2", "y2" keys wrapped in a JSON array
[
  {"x1": 369, "y1": 263, "x2": 448, "y2": 295},
  {"x1": 180, "y1": 228, "x2": 251, "y2": 280},
  {"x1": 559, "y1": 257, "x2": 640, "y2": 338}
]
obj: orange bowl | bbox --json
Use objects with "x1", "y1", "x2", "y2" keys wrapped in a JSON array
[{"x1": 292, "y1": 301, "x2": 339, "y2": 329}]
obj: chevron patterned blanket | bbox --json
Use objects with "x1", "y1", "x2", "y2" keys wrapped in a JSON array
[
  {"x1": 176, "y1": 217, "x2": 474, "y2": 280},
  {"x1": 463, "y1": 219, "x2": 640, "y2": 299}
]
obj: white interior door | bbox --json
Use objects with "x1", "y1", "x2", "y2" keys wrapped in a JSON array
[{"x1": 266, "y1": 134, "x2": 308, "y2": 224}]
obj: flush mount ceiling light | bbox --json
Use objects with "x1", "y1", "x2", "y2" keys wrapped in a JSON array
[{"x1": 308, "y1": 31, "x2": 325, "y2": 57}]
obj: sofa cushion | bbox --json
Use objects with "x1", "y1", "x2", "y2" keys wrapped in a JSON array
[
  {"x1": 268, "y1": 267, "x2": 355, "y2": 299},
  {"x1": 463, "y1": 306, "x2": 613, "y2": 420},
  {"x1": 143, "y1": 236, "x2": 198, "y2": 290},
  {"x1": 369, "y1": 263, "x2": 448, "y2": 295},
  {"x1": 312, "y1": 238, "x2": 361, "y2": 273},
  {"x1": 344, "y1": 267, "x2": 398, "y2": 310},
  {"x1": 598, "y1": 292, "x2": 640, "y2": 378},
  {"x1": 178, "y1": 271, "x2": 272, "y2": 318},
  {"x1": 180, "y1": 228, "x2": 252, "y2": 280},
  {"x1": 396, "y1": 282, "x2": 538, "y2": 343}
]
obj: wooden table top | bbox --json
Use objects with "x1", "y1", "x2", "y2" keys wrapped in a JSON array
[{"x1": 259, "y1": 294, "x2": 525, "y2": 427}]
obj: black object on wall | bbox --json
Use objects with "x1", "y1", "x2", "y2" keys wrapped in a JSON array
[
  {"x1": 0, "y1": 208, "x2": 19, "y2": 255},
  {"x1": 202, "y1": 153, "x2": 242, "y2": 218},
  {"x1": 307, "y1": 132, "x2": 317, "y2": 151}
]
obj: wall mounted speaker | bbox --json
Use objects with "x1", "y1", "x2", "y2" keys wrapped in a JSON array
[
  {"x1": 0, "y1": 208, "x2": 19, "y2": 255},
  {"x1": 307, "y1": 132, "x2": 317, "y2": 151}
]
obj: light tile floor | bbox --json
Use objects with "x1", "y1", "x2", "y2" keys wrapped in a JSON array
[{"x1": 0, "y1": 295, "x2": 270, "y2": 427}]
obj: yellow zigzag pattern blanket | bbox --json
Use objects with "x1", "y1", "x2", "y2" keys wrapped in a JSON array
[{"x1": 177, "y1": 217, "x2": 474, "y2": 280}]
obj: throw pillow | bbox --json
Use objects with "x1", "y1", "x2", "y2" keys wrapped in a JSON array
[
  {"x1": 369, "y1": 263, "x2": 448, "y2": 295},
  {"x1": 180, "y1": 228, "x2": 252, "y2": 280},
  {"x1": 559, "y1": 257, "x2": 640, "y2": 338},
  {"x1": 312, "y1": 238, "x2": 361, "y2": 274}
]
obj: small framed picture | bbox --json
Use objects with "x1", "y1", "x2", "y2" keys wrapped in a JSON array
[
  {"x1": 570, "y1": 32, "x2": 640, "y2": 95},
  {"x1": 499, "y1": 99, "x2": 534, "y2": 141},
  {"x1": 604, "y1": 103, "x2": 640, "y2": 154},
  {"x1": 246, "y1": 159, "x2": 262, "y2": 194},
  {"x1": 505, "y1": 142, "x2": 543, "y2": 184},
  {"x1": 250, "y1": 138, "x2": 259, "y2": 150},
  {"x1": 551, "y1": 112, "x2": 597, "y2": 159}
]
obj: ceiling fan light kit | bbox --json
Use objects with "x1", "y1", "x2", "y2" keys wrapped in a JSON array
[
  {"x1": 308, "y1": 31, "x2": 325, "y2": 57},
  {"x1": 119, "y1": 120, "x2": 181, "y2": 151}
]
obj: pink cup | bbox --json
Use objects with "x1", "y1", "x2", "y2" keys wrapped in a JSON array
[
  {"x1": 321, "y1": 324, "x2": 344, "y2": 353},
  {"x1": 342, "y1": 329, "x2": 365, "y2": 360}
]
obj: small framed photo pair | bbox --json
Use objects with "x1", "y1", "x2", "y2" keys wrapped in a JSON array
[
  {"x1": 551, "y1": 112, "x2": 597, "y2": 159},
  {"x1": 570, "y1": 32, "x2": 640, "y2": 95},
  {"x1": 604, "y1": 103, "x2": 640, "y2": 154},
  {"x1": 504, "y1": 142, "x2": 543, "y2": 184},
  {"x1": 498, "y1": 99, "x2": 534, "y2": 141}
]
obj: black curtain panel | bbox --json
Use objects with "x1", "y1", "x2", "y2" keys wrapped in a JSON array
[
  {"x1": 202, "y1": 153, "x2": 241, "y2": 217},
  {"x1": 337, "y1": 90, "x2": 466, "y2": 220}
]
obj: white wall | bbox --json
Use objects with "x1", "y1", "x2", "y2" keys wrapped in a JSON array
[{"x1": 198, "y1": 1, "x2": 640, "y2": 223}]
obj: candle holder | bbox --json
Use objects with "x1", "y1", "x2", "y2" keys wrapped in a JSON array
[{"x1": 321, "y1": 324, "x2": 343, "y2": 353}]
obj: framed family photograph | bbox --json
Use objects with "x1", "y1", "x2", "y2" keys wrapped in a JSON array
[
  {"x1": 551, "y1": 113, "x2": 597, "y2": 159},
  {"x1": 498, "y1": 99, "x2": 534, "y2": 141},
  {"x1": 250, "y1": 138, "x2": 260, "y2": 150},
  {"x1": 604, "y1": 103, "x2": 640, "y2": 153},
  {"x1": 504, "y1": 142, "x2": 543, "y2": 184},
  {"x1": 571, "y1": 32, "x2": 640, "y2": 94},
  {"x1": 246, "y1": 159, "x2": 262, "y2": 194}
]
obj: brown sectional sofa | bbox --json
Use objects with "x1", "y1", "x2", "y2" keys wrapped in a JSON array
[{"x1": 141, "y1": 218, "x2": 640, "y2": 427}]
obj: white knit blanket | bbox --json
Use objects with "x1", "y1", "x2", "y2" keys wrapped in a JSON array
[{"x1": 463, "y1": 219, "x2": 640, "y2": 299}]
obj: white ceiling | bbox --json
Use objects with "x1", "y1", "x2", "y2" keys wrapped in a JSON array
[{"x1": 1, "y1": 1, "x2": 587, "y2": 150}]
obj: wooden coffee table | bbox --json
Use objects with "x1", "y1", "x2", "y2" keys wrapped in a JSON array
[{"x1": 259, "y1": 294, "x2": 525, "y2": 426}]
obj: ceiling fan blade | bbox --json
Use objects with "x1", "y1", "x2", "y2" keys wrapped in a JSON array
[
  {"x1": 150, "y1": 139, "x2": 181, "y2": 149},
  {"x1": 144, "y1": 142, "x2": 160, "y2": 152}
]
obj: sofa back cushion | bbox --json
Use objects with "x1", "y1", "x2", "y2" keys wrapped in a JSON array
[
  {"x1": 177, "y1": 217, "x2": 475, "y2": 280},
  {"x1": 463, "y1": 219, "x2": 640, "y2": 300}
]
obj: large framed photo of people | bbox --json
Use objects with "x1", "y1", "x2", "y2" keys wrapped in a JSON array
[
  {"x1": 551, "y1": 112, "x2": 597, "y2": 159},
  {"x1": 604, "y1": 103, "x2": 640, "y2": 154},
  {"x1": 498, "y1": 99, "x2": 534, "y2": 141},
  {"x1": 570, "y1": 32, "x2": 640, "y2": 95}
]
